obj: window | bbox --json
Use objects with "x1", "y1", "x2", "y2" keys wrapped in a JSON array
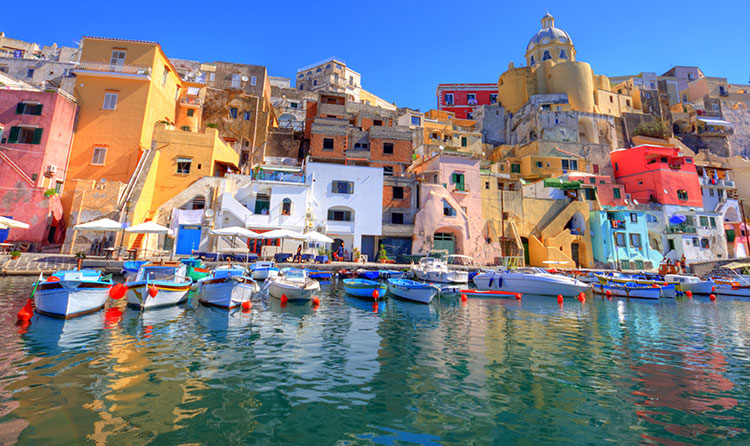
[
  {"x1": 609, "y1": 96, "x2": 614, "y2": 103},
  {"x1": 323, "y1": 137, "x2": 334, "y2": 151},
  {"x1": 511, "y1": 164, "x2": 521, "y2": 173},
  {"x1": 710, "y1": 216, "x2": 716, "y2": 228},
  {"x1": 281, "y1": 198, "x2": 292, "y2": 216},
  {"x1": 110, "y1": 51, "x2": 126, "y2": 66},
  {"x1": 646, "y1": 214, "x2": 658, "y2": 223},
  {"x1": 490, "y1": 94, "x2": 497, "y2": 104},
  {"x1": 103, "y1": 93, "x2": 118, "y2": 110},
  {"x1": 589, "y1": 177, "x2": 596, "y2": 184},
  {"x1": 712, "y1": 103, "x2": 719, "y2": 111},
  {"x1": 570, "y1": 160, "x2": 578, "y2": 170},
  {"x1": 313, "y1": 80, "x2": 317, "y2": 86},
  {"x1": 445, "y1": 93, "x2": 454, "y2": 105},
  {"x1": 91, "y1": 147, "x2": 107, "y2": 165},
  {"x1": 7, "y1": 126, "x2": 42, "y2": 144},
  {"x1": 718, "y1": 189, "x2": 724, "y2": 199},
  {"x1": 559, "y1": 49, "x2": 567, "y2": 59},
  {"x1": 383, "y1": 142, "x2": 394, "y2": 154},
  {"x1": 391, "y1": 212, "x2": 404, "y2": 224},
  {"x1": 161, "y1": 68, "x2": 168, "y2": 86},
  {"x1": 485, "y1": 181, "x2": 490, "y2": 190},
  {"x1": 629, "y1": 233, "x2": 641, "y2": 248},
  {"x1": 530, "y1": 56, "x2": 535, "y2": 66},
  {"x1": 229, "y1": 107, "x2": 238, "y2": 119},
  {"x1": 298, "y1": 73, "x2": 304, "y2": 79},
  {"x1": 466, "y1": 112, "x2": 474, "y2": 120},
  {"x1": 450, "y1": 173, "x2": 465, "y2": 191},
  {"x1": 613, "y1": 188, "x2": 621, "y2": 199},
  {"x1": 708, "y1": 188, "x2": 714, "y2": 197},
  {"x1": 692, "y1": 237, "x2": 699, "y2": 247},
  {"x1": 243, "y1": 111, "x2": 251, "y2": 120},
  {"x1": 584, "y1": 188, "x2": 596, "y2": 200},
  {"x1": 701, "y1": 238, "x2": 710, "y2": 249},
  {"x1": 467, "y1": 93, "x2": 476, "y2": 104},
  {"x1": 677, "y1": 189, "x2": 688, "y2": 201},
  {"x1": 186, "y1": 108, "x2": 195, "y2": 117},
  {"x1": 374, "y1": 120, "x2": 383, "y2": 126},
  {"x1": 250, "y1": 75, "x2": 257, "y2": 86},
  {"x1": 16, "y1": 102, "x2": 42, "y2": 115},
  {"x1": 461, "y1": 137, "x2": 467, "y2": 147},
  {"x1": 26, "y1": 68, "x2": 34, "y2": 78},
  {"x1": 542, "y1": 50, "x2": 551, "y2": 61},
  {"x1": 327, "y1": 208, "x2": 352, "y2": 221},
  {"x1": 411, "y1": 116, "x2": 421, "y2": 126},
  {"x1": 626, "y1": 100, "x2": 631, "y2": 107},
  {"x1": 176, "y1": 157, "x2": 192, "y2": 174},
  {"x1": 332, "y1": 180, "x2": 353, "y2": 194},
  {"x1": 443, "y1": 199, "x2": 457, "y2": 217},
  {"x1": 614, "y1": 232, "x2": 626, "y2": 247},
  {"x1": 231, "y1": 74, "x2": 241, "y2": 89},
  {"x1": 592, "y1": 164, "x2": 599, "y2": 174},
  {"x1": 299, "y1": 83, "x2": 304, "y2": 90},
  {"x1": 699, "y1": 216, "x2": 709, "y2": 227},
  {"x1": 392, "y1": 186, "x2": 404, "y2": 199},
  {"x1": 536, "y1": 161, "x2": 543, "y2": 168}
]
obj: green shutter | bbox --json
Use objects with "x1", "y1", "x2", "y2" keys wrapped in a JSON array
[
  {"x1": 34, "y1": 104, "x2": 43, "y2": 116},
  {"x1": 347, "y1": 182, "x2": 353, "y2": 194},
  {"x1": 7, "y1": 126, "x2": 20, "y2": 143},
  {"x1": 32, "y1": 128, "x2": 43, "y2": 144},
  {"x1": 15, "y1": 103, "x2": 24, "y2": 114}
]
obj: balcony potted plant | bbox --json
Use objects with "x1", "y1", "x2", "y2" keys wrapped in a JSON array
[
  {"x1": 10, "y1": 250, "x2": 20, "y2": 260},
  {"x1": 352, "y1": 247, "x2": 360, "y2": 263}
]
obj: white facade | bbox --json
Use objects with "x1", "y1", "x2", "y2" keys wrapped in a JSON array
[
  {"x1": 649, "y1": 205, "x2": 728, "y2": 264},
  {"x1": 307, "y1": 161, "x2": 383, "y2": 253}
]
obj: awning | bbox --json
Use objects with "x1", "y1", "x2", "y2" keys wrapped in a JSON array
[
  {"x1": 543, "y1": 178, "x2": 581, "y2": 190},
  {"x1": 668, "y1": 215, "x2": 687, "y2": 224},
  {"x1": 723, "y1": 262, "x2": 750, "y2": 270},
  {"x1": 698, "y1": 117, "x2": 733, "y2": 126}
]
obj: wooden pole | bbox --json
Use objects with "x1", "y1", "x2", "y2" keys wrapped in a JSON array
[
  {"x1": 500, "y1": 181, "x2": 505, "y2": 258},
  {"x1": 740, "y1": 199, "x2": 750, "y2": 257}
]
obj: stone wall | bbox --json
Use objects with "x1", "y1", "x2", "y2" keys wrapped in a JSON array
[{"x1": 724, "y1": 107, "x2": 750, "y2": 156}]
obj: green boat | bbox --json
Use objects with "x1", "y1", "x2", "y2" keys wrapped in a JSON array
[{"x1": 181, "y1": 258, "x2": 210, "y2": 282}]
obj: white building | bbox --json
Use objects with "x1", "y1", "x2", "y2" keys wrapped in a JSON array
[{"x1": 307, "y1": 161, "x2": 383, "y2": 259}]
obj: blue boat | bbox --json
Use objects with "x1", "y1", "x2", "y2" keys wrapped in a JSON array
[
  {"x1": 386, "y1": 279, "x2": 439, "y2": 304},
  {"x1": 307, "y1": 270, "x2": 333, "y2": 280},
  {"x1": 378, "y1": 270, "x2": 406, "y2": 279},
  {"x1": 358, "y1": 270, "x2": 380, "y2": 280},
  {"x1": 122, "y1": 260, "x2": 148, "y2": 281},
  {"x1": 342, "y1": 279, "x2": 387, "y2": 299}
]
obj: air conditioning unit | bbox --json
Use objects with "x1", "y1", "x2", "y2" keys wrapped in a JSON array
[{"x1": 46, "y1": 164, "x2": 57, "y2": 173}]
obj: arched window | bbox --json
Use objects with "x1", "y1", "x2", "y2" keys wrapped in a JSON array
[
  {"x1": 326, "y1": 64, "x2": 332, "y2": 69},
  {"x1": 307, "y1": 71, "x2": 312, "y2": 76},
  {"x1": 281, "y1": 198, "x2": 292, "y2": 216},
  {"x1": 530, "y1": 56, "x2": 535, "y2": 66},
  {"x1": 542, "y1": 50, "x2": 551, "y2": 61},
  {"x1": 316, "y1": 67, "x2": 322, "y2": 73},
  {"x1": 299, "y1": 83, "x2": 304, "y2": 90},
  {"x1": 298, "y1": 73, "x2": 303, "y2": 78},
  {"x1": 559, "y1": 49, "x2": 567, "y2": 59}
]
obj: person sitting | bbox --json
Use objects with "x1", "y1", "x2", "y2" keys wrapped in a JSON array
[
  {"x1": 332, "y1": 245, "x2": 344, "y2": 261},
  {"x1": 293, "y1": 245, "x2": 302, "y2": 263}
]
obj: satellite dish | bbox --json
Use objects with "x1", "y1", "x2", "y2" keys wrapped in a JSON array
[
  {"x1": 633, "y1": 199, "x2": 639, "y2": 205},
  {"x1": 204, "y1": 209, "x2": 214, "y2": 218},
  {"x1": 241, "y1": 75, "x2": 249, "y2": 82},
  {"x1": 99, "y1": 178, "x2": 106, "y2": 183},
  {"x1": 664, "y1": 189, "x2": 668, "y2": 194}
]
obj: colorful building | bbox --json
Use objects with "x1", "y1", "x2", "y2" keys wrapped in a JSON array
[
  {"x1": 436, "y1": 83, "x2": 497, "y2": 119},
  {"x1": 0, "y1": 72, "x2": 77, "y2": 247},
  {"x1": 589, "y1": 209, "x2": 662, "y2": 269},
  {"x1": 420, "y1": 109, "x2": 482, "y2": 159}
]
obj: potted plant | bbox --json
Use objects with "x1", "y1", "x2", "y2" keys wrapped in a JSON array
[
  {"x1": 75, "y1": 251, "x2": 86, "y2": 270},
  {"x1": 378, "y1": 244, "x2": 388, "y2": 264},
  {"x1": 43, "y1": 188, "x2": 57, "y2": 198},
  {"x1": 10, "y1": 250, "x2": 20, "y2": 260},
  {"x1": 352, "y1": 247, "x2": 360, "y2": 262}
]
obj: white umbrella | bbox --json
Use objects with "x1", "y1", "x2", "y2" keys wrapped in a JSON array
[
  {"x1": 260, "y1": 229, "x2": 306, "y2": 240},
  {"x1": 74, "y1": 218, "x2": 122, "y2": 231},
  {"x1": 304, "y1": 231, "x2": 334, "y2": 243},
  {"x1": 210, "y1": 226, "x2": 260, "y2": 238},
  {"x1": 0, "y1": 216, "x2": 29, "y2": 229},
  {"x1": 126, "y1": 221, "x2": 174, "y2": 236}
]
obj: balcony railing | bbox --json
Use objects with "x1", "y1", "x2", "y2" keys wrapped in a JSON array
[
  {"x1": 253, "y1": 170, "x2": 306, "y2": 184},
  {"x1": 701, "y1": 177, "x2": 735, "y2": 187},
  {"x1": 667, "y1": 224, "x2": 696, "y2": 234},
  {"x1": 180, "y1": 96, "x2": 203, "y2": 106},
  {"x1": 75, "y1": 61, "x2": 152, "y2": 75}
]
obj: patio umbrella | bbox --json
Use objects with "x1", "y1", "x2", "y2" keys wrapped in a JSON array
[
  {"x1": 210, "y1": 226, "x2": 260, "y2": 238},
  {"x1": 260, "y1": 229, "x2": 306, "y2": 240},
  {"x1": 126, "y1": 221, "x2": 174, "y2": 236},
  {"x1": 303, "y1": 231, "x2": 334, "y2": 244},
  {"x1": 74, "y1": 218, "x2": 122, "y2": 231},
  {"x1": 668, "y1": 215, "x2": 687, "y2": 225},
  {"x1": 0, "y1": 216, "x2": 29, "y2": 229}
]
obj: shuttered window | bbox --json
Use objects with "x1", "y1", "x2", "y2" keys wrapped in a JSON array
[
  {"x1": 6, "y1": 126, "x2": 42, "y2": 144},
  {"x1": 103, "y1": 93, "x2": 118, "y2": 110},
  {"x1": 15, "y1": 102, "x2": 42, "y2": 115}
]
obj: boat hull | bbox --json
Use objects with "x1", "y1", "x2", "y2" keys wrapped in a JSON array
[
  {"x1": 198, "y1": 277, "x2": 256, "y2": 309},
  {"x1": 713, "y1": 284, "x2": 750, "y2": 297},
  {"x1": 387, "y1": 279, "x2": 437, "y2": 304},
  {"x1": 414, "y1": 269, "x2": 468, "y2": 284},
  {"x1": 251, "y1": 268, "x2": 278, "y2": 281},
  {"x1": 268, "y1": 279, "x2": 320, "y2": 301},
  {"x1": 473, "y1": 272, "x2": 588, "y2": 297},
  {"x1": 34, "y1": 282, "x2": 110, "y2": 318},
  {"x1": 126, "y1": 281, "x2": 191, "y2": 309},
  {"x1": 342, "y1": 279, "x2": 387, "y2": 298},
  {"x1": 593, "y1": 283, "x2": 662, "y2": 299}
]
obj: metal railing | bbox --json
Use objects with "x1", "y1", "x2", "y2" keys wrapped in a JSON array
[
  {"x1": 253, "y1": 170, "x2": 305, "y2": 184},
  {"x1": 76, "y1": 61, "x2": 152, "y2": 75},
  {"x1": 180, "y1": 96, "x2": 202, "y2": 106},
  {"x1": 666, "y1": 224, "x2": 696, "y2": 234}
]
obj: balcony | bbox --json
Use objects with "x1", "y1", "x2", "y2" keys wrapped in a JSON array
[
  {"x1": 253, "y1": 170, "x2": 306, "y2": 184},
  {"x1": 318, "y1": 103, "x2": 345, "y2": 117},
  {"x1": 667, "y1": 224, "x2": 696, "y2": 234},
  {"x1": 326, "y1": 220, "x2": 354, "y2": 233},
  {"x1": 451, "y1": 185, "x2": 470, "y2": 194},
  {"x1": 73, "y1": 61, "x2": 152, "y2": 80},
  {"x1": 700, "y1": 177, "x2": 736, "y2": 188},
  {"x1": 180, "y1": 96, "x2": 203, "y2": 107}
]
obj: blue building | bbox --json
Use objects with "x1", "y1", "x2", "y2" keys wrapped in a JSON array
[{"x1": 590, "y1": 209, "x2": 662, "y2": 270}]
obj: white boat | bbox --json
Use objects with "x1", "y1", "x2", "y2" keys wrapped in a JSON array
[
  {"x1": 198, "y1": 266, "x2": 259, "y2": 309},
  {"x1": 411, "y1": 257, "x2": 468, "y2": 284},
  {"x1": 34, "y1": 270, "x2": 113, "y2": 318},
  {"x1": 664, "y1": 274, "x2": 715, "y2": 295},
  {"x1": 126, "y1": 261, "x2": 192, "y2": 310},
  {"x1": 712, "y1": 278, "x2": 750, "y2": 297},
  {"x1": 597, "y1": 274, "x2": 676, "y2": 298},
  {"x1": 473, "y1": 267, "x2": 589, "y2": 297},
  {"x1": 250, "y1": 261, "x2": 279, "y2": 281},
  {"x1": 593, "y1": 282, "x2": 666, "y2": 299},
  {"x1": 267, "y1": 268, "x2": 320, "y2": 301},
  {"x1": 387, "y1": 278, "x2": 439, "y2": 304}
]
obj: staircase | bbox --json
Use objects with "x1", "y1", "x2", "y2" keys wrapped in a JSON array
[{"x1": 129, "y1": 217, "x2": 152, "y2": 250}]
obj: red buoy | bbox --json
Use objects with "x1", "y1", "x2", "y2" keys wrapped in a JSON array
[
  {"x1": 281, "y1": 294, "x2": 288, "y2": 305},
  {"x1": 461, "y1": 293, "x2": 468, "y2": 302},
  {"x1": 605, "y1": 289, "x2": 612, "y2": 298},
  {"x1": 241, "y1": 300, "x2": 252, "y2": 311},
  {"x1": 372, "y1": 289, "x2": 379, "y2": 300},
  {"x1": 711, "y1": 286, "x2": 716, "y2": 293},
  {"x1": 46, "y1": 276, "x2": 60, "y2": 282},
  {"x1": 515, "y1": 293, "x2": 521, "y2": 300},
  {"x1": 578, "y1": 292, "x2": 586, "y2": 302},
  {"x1": 685, "y1": 290, "x2": 693, "y2": 298},
  {"x1": 16, "y1": 299, "x2": 33, "y2": 321},
  {"x1": 710, "y1": 294, "x2": 716, "y2": 301},
  {"x1": 109, "y1": 283, "x2": 128, "y2": 299},
  {"x1": 148, "y1": 286, "x2": 158, "y2": 297},
  {"x1": 312, "y1": 296, "x2": 320, "y2": 306},
  {"x1": 652, "y1": 284, "x2": 659, "y2": 288},
  {"x1": 557, "y1": 294, "x2": 563, "y2": 304}
]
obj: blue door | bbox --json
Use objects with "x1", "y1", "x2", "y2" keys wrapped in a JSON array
[
  {"x1": 176, "y1": 225, "x2": 202, "y2": 255},
  {"x1": 361, "y1": 235, "x2": 375, "y2": 261}
]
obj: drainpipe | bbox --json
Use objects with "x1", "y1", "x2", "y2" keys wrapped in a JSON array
[{"x1": 740, "y1": 199, "x2": 750, "y2": 257}]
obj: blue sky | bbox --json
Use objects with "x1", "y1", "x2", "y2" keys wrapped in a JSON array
[{"x1": 4, "y1": 0, "x2": 748, "y2": 112}]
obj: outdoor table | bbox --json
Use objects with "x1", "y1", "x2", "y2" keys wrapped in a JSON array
[
  {"x1": 315, "y1": 255, "x2": 329, "y2": 264},
  {"x1": 103, "y1": 247, "x2": 116, "y2": 259},
  {"x1": 275, "y1": 253, "x2": 292, "y2": 263},
  {"x1": 232, "y1": 253, "x2": 259, "y2": 263},
  {"x1": 127, "y1": 249, "x2": 138, "y2": 260}
]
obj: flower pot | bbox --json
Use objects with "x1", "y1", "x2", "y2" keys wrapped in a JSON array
[
  {"x1": 11, "y1": 255, "x2": 19, "y2": 260},
  {"x1": 378, "y1": 259, "x2": 387, "y2": 263}
]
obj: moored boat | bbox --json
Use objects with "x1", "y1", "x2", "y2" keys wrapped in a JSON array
[
  {"x1": 378, "y1": 270, "x2": 406, "y2": 279},
  {"x1": 598, "y1": 274, "x2": 676, "y2": 298},
  {"x1": 307, "y1": 270, "x2": 333, "y2": 280},
  {"x1": 126, "y1": 261, "x2": 192, "y2": 310},
  {"x1": 267, "y1": 268, "x2": 320, "y2": 301},
  {"x1": 342, "y1": 278, "x2": 387, "y2": 299},
  {"x1": 387, "y1": 278, "x2": 439, "y2": 304},
  {"x1": 473, "y1": 268, "x2": 589, "y2": 297},
  {"x1": 122, "y1": 260, "x2": 148, "y2": 281},
  {"x1": 34, "y1": 270, "x2": 113, "y2": 318},
  {"x1": 411, "y1": 257, "x2": 469, "y2": 284},
  {"x1": 711, "y1": 278, "x2": 750, "y2": 297},
  {"x1": 664, "y1": 274, "x2": 715, "y2": 294},
  {"x1": 182, "y1": 257, "x2": 210, "y2": 282},
  {"x1": 593, "y1": 281, "x2": 669, "y2": 299},
  {"x1": 250, "y1": 261, "x2": 279, "y2": 281},
  {"x1": 198, "y1": 266, "x2": 258, "y2": 309}
]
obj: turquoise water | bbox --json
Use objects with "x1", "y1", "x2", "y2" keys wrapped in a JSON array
[{"x1": 0, "y1": 276, "x2": 749, "y2": 445}]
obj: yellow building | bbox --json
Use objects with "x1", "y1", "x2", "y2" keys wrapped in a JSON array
[{"x1": 421, "y1": 109, "x2": 483, "y2": 158}]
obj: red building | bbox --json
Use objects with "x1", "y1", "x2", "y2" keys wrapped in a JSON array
[
  {"x1": 436, "y1": 83, "x2": 497, "y2": 119},
  {"x1": 0, "y1": 73, "x2": 77, "y2": 248},
  {"x1": 610, "y1": 145, "x2": 702, "y2": 207}
]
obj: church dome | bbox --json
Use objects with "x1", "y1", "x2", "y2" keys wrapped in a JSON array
[{"x1": 527, "y1": 13, "x2": 572, "y2": 50}]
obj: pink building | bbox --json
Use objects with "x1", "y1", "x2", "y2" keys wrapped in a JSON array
[
  {"x1": 566, "y1": 172, "x2": 627, "y2": 207},
  {"x1": 0, "y1": 73, "x2": 77, "y2": 247},
  {"x1": 411, "y1": 153, "x2": 494, "y2": 263}
]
